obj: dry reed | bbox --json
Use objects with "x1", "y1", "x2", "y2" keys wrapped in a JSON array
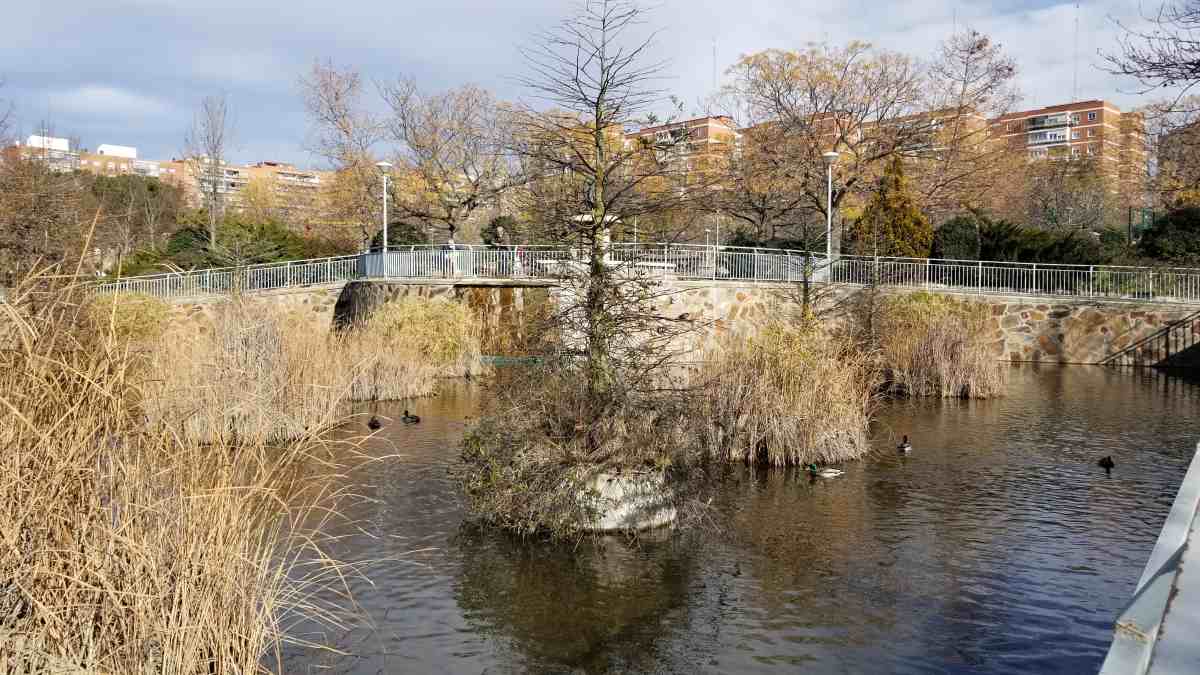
[
  {"x1": 144, "y1": 300, "x2": 357, "y2": 444},
  {"x1": 0, "y1": 275, "x2": 360, "y2": 673},
  {"x1": 85, "y1": 291, "x2": 171, "y2": 343},
  {"x1": 692, "y1": 321, "x2": 880, "y2": 466},
  {"x1": 875, "y1": 292, "x2": 1006, "y2": 399},
  {"x1": 345, "y1": 296, "x2": 482, "y2": 401}
]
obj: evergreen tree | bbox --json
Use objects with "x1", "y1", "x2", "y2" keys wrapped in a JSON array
[{"x1": 848, "y1": 156, "x2": 932, "y2": 258}]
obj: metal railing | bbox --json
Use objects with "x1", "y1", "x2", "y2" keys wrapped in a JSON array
[
  {"x1": 95, "y1": 255, "x2": 359, "y2": 298},
  {"x1": 94, "y1": 245, "x2": 1200, "y2": 306}
]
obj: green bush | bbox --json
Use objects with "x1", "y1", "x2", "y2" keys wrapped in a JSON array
[
  {"x1": 933, "y1": 215, "x2": 981, "y2": 260},
  {"x1": 1138, "y1": 207, "x2": 1200, "y2": 265}
]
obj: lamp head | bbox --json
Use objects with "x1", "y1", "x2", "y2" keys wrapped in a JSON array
[
  {"x1": 822, "y1": 151, "x2": 839, "y2": 166},
  {"x1": 376, "y1": 161, "x2": 393, "y2": 170}
]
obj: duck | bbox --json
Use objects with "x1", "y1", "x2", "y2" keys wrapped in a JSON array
[
  {"x1": 367, "y1": 415, "x2": 383, "y2": 431},
  {"x1": 401, "y1": 410, "x2": 421, "y2": 425},
  {"x1": 807, "y1": 463, "x2": 844, "y2": 479},
  {"x1": 897, "y1": 435, "x2": 912, "y2": 453},
  {"x1": 1098, "y1": 456, "x2": 1115, "y2": 473}
]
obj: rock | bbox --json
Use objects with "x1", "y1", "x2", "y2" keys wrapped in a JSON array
[{"x1": 580, "y1": 471, "x2": 676, "y2": 533}]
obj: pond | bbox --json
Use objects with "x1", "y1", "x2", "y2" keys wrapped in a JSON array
[{"x1": 284, "y1": 365, "x2": 1200, "y2": 674}]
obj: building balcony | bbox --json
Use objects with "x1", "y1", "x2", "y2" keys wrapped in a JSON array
[
  {"x1": 1027, "y1": 136, "x2": 1070, "y2": 146},
  {"x1": 1026, "y1": 115, "x2": 1074, "y2": 131}
]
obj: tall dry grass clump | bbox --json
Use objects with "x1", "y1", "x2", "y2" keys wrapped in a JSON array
[
  {"x1": 0, "y1": 277, "x2": 358, "y2": 673},
  {"x1": 874, "y1": 292, "x2": 1006, "y2": 399},
  {"x1": 85, "y1": 291, "x2": 171, "y2": 343},
  {"x1": 144, "y1": 299, "x2": 357, "y2": 444},
  {"x1": 693, "y1": 321, "x2": 880, "y2": 467},
  {"x1": 346, "y1": 296, "x2": 482, "y2": 401}
]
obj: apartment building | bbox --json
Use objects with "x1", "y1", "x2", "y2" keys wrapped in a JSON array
[
  {"x1": 991, "y1": 100, "x2": 1149, "y2": 204},
  {"x1": 625, "y1": 115, "x2": 741, "y2": 174}
]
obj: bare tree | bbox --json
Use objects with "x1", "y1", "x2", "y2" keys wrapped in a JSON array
[
  {"x1": 1024, "y1": 158, "x2": 1120, "y2": 233},
  {"x1": 1107, "y1": 2, "x2": 1200, "y2": 111},
  {"x1": 378, "y1": 81, "x2": 523, "y2": 241},
  {"x1": 916, "y1": 29, "x2": 1022, "y2": 221},
  {"x1": 510, "y1": 0, "x2": 701, "y2": 446},
  {"x1": 183, "y1": 94, "x2": 233, "y2": 247},
  {"x1": 724, "y1": 42, "x2": 936, "y2": 237},
  {"x1": 299, "y1": 60, "x2": 385, "y2": 248}
]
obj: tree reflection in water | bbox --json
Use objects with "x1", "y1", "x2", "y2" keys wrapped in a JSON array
[{"x1": 452, "y1": 524, "x2": 701, "y2": 673}]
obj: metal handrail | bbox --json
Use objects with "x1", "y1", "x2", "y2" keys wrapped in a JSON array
[{"x1": 93, "y1": 246, "x2": 1200, "y2": 305}]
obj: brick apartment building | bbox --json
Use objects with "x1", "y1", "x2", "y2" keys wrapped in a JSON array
[
  {"x1": 991, "y1": 100, "x2": 1149, "y2": 205},
  {"x1": 625, "y1": 115, "x2": 741, "y2": 175}
]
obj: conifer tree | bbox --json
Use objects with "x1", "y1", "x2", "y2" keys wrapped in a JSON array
[{"x1": 848, "y1": 156, "x2": 932, "y2": 258}]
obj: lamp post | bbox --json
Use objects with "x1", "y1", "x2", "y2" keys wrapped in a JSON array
[
  {"x1": 376, "y1": 161, "x2": 393, "y2": 253},
  {"x1": 822, "y1": 151, "x2": 839, "y2": 262}
]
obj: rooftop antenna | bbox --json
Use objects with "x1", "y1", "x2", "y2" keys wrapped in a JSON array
[{"x1": 1072, "y1": 2, "x2": 1080, "y2": 102}]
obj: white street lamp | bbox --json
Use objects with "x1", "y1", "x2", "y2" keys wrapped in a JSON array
[
  {"x1": 822, "y1": 151, "x2": 839, "y2": 262},
  {"x1": 376, "y1": 161, "x2": 393, "y2": 253}
]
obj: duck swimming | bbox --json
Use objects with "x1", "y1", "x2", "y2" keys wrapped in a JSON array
[
  {"x1": 367, "y1": 415, "x2": 382, "y2": 431},
  {"x1": 1098, "y1": 456, "x2": 1115, "y2": 474},
  {"x1": 897, "y1": 435, "x2": 912, "y2": 453},
  {"x1": 402, "y1": 410, "x2": 421, "y2": 425},
  {"x1": 807, "y1": 463, "x2": 844, "y2": 478}
]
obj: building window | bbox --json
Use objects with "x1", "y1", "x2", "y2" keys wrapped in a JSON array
[
  {"x1": 1088, "y1": 128, "x2": 1096, "y2": 137},
  {"x1": 1088, "y1": 144, "x2": 1097, "y2": 155},
  {"x1": 1071, "y1": 147, "x2": 1080, "y2": 157},
  {"x1": 1071, "y1": 113, "x2": 1080, "y2": 124},
  {"x1": 1088, "y1": 111, "x2": 1097, "y2": 121},
  {"x1": 1072, "y1": 130, "x2": 1081, "y2": 139}
]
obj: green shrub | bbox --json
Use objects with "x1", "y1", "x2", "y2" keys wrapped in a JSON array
[
  {"x1": 933, "y1": 215, "x2": 981, "y2": 260},
  {"x1": 1138, "y1": 207, "x2": 1200, "y2": 265}
]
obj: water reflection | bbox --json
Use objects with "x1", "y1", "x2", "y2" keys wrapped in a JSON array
[
  {"x1": 453, "y1": 527, "x2": 697, "y2": 673},
  {"x1": 284, "y1": 367, "x2": 1199, "y2": 674}
]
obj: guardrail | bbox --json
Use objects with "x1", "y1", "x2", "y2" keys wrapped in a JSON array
[
  {"x1": 94, "y1": 245, "x2": 1200, "y2": 305},
  {"x1": 96, "y1": 255, "x2": 360, "y2": 298},
  {"x1": 1100, "y1": 443, "x2": 1200, "y2": 674}
]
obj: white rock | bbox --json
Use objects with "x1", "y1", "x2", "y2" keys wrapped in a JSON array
[{"x1": 580, "y1": 471, "x2": 676, "y2": 532}]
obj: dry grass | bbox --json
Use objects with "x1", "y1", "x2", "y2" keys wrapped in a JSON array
[
  {"x1": 144, "y1": 300, "x2": 357, "y2": 444},
  {"x1": 85, "y1": 291, "x2": 171, "y2": 343},
  {"x1": 692, "y1": 321, "x2": 881, "y2": 467},
  {"x1": 0, "y1": 276, "x2": 360, "y2": 673},
  {"x1": 875, "y1": 292, "x2": 1006, "y2": 399},
  {"x1": 345, "y1": 296, "x2": 483, "y2": 402}
]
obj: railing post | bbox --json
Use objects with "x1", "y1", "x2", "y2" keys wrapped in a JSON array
[
  {"x1": 1089, "y1": 265, "x2": 1094, "y2": 297},
  {"x1": 1150, "y1": 271, "x2": 1156, "y2": 299},
  {"x1": 1031, "y1": 262, "x2": 1037, "y2": 294},
  {"x1": 977, "y1": 260, "x2": 983, "y2": 293}
]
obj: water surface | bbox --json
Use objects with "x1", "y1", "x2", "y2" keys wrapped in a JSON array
[{"x1": 286, "y1": 366, "x2": 1200, "y2": 674}]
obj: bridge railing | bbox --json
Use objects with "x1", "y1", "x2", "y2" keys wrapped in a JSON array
[
  {"x1": 92, "y1": 245, "x2": 1200, "y2": 305},
  {"x1": 827, "y1": 255, "x2": 1200, "y2": 303},
  {"x1": 95, "y1": 255, "x2": 360, "y2": 298}
]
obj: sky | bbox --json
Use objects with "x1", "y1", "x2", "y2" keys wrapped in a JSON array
[{"x1": 0, "y1": 0, "x2": 1161, "y2": 167}]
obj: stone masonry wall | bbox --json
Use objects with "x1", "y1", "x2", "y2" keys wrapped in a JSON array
[
  {"x1": 161, "y1": 279, "x2": 1200, "y2": 368},
  {"x1": 164, "y1": 282, "x2": 346, "y2": 335}
]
